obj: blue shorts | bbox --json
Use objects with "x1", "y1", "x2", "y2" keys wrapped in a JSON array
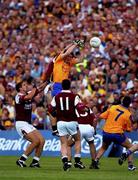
[
  {"x1": 103, "y1": 131, "x2": 126, "y2": 145},
  {"x1": 51, "y1": 82, "x2": 62, "y2": 97}
]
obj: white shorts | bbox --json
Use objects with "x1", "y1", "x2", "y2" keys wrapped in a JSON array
[
  {"x1": 57, "y1": 121, "x2": 79, "y2": 136},
  {"x1": 15, "y1": 121, "x2": 36, "y2": 138},
  {"x1": 79, "y1": 124, "x2": 95, "y2": 142}
]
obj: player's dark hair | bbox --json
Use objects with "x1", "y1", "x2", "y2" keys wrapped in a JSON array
[
  {"x1": 102, "y1": 105, "x2": 108, "y2": 112},
  {"x1": 16, "y1": 80, "x2": 27, "y2": 92},
  {"x1": 122, "y1": 96, "x2": 131, "y2": 108},
  {"x1": 62, "y1": 79, "x2": 71, "y2": 90},
  {"x1": 16, "y1": 81, "x2": 23, "y2": 92}
]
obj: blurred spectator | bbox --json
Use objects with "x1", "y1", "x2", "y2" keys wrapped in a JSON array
[
  {"x1": 0, "y1": 107, "x2": 14, "y2": 130},
  {"x1": 0, "y1": 95, "x2": 4, "y2": 118},
  {"x1": 33, "y1": 106, "x2": 51, "y2": 130},
  {"x1": 3, "y1": 120, "x2": 14, "y2": 130},
  {"x1": 4, "y1": 95, "x2": 15, "y2": 120},
  {"x1": 0, "y1": 76, "x2": 5, "y2": 96},
  {"x1": 78, "y1": 84, "x2": 91, "y2": 100},
  {"x1": 31, "y1": 61, "x2": 42, "y2": 79},
  {"x1": 0, "y1": 0, "x2": 137, "y2": 130}
]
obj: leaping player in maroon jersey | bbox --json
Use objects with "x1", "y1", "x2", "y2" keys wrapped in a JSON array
[
  {"x1": 15, "y1": 80, "x2": 47, "y2": 168},
  {"x1": 48, "y1": 79, "x2": 85, "y2": 171}
]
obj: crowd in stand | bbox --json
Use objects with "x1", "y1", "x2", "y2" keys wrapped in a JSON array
[{"x1": 0, "y1": 0, "x2": 138, "y2": 130}]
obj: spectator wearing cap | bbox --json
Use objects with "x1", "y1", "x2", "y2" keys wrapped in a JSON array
[
  {"x1": 5, "y1": 71, "x2": 16, "y2": 82},
  {"x1": 5, "y1": 82, "x2": 16, "y2": 97}
]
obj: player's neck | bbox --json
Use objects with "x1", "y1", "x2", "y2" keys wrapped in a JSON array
[{"x1": 120, "y1": 104, "x2": 128, "y2": 109}]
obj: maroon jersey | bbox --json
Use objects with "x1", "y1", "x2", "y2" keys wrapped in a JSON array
[
  {"x1": 15, "y1": 93, "x2": 32, "y2": 123},
  {"x1": 76, "y1": 108, "x2": 95, "y2": 126},
  {"x1": 51, "y1": 91, "x2": 80, "y2": 122}
]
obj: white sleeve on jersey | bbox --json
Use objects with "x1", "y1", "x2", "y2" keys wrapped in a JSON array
[
  {"x1": 89, "y1": 108, "x2": 93, "y2": 114},
  {"x1": 15, "y1": 93, "x2": 25, "y2": 104},
  {"x1": 51, "y1": 96, "x2": 56, "y2": 107},
  {"x1": 15, "y1": 94, "x2": 20, "y2": 104},
  {"x1": 74, "y1": 95, "x2": 82, "y2": 106}
]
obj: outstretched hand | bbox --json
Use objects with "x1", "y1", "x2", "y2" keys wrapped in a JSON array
[{"x1": 73, "y1": 40, "x2": 85, "y2": 48}]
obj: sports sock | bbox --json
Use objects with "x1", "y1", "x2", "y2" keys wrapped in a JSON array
[
  {"x1": 126, "y1": 150, "x2": 132, "y2": 157},
  {"x1": 52, "y1": 125, "x2": 57, "y2": 131},
  {"x1": 95, "y1": 158, "x2": 99, "y2": 162},
  {"x1": 32, "y1": 156, "x2": 40, "y2": 164},
  {"x1": 128, "y1": 161, "x2": 133, "y2": 166},
  {"x1": 74, "y1": 154, "x2": 81, "y2": 163},
  {"x1": 19, "y1": 154, "x2": 28, "y2": 162},
  {"x1": 62, "y1": 156, "x2": 68, "y2": 164}
]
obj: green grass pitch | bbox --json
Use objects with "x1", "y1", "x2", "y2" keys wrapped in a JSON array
[{"x1": 0, "y1": 156, "x2": 137, "y2": 180}]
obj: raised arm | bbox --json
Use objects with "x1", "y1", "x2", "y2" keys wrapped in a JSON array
[
  {"x1": 24, "y1": 88, "x2": 38, "y2": 101},
  {"x1": 61, "y1": 40, "x2": 85, "y2": 59},
  {"x1": 60, "y1": 43, "x2": 77, "y2": 59},
  {"x1": 37, "y1": 81, "x2": 48, "y2": 93},
  {"x1": 25, "y1": 81, "x2": 48, "y2": 100}
]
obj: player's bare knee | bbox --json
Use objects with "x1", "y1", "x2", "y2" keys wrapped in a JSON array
[
  {"x1": 73, "y1": 134, "x2": 80, "y2": 142},
  {"x1": 33, "y1": 139, "x2": 40, "y2": 147}
]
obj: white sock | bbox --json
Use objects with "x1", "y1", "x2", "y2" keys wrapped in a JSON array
[
  {"x1": 22, "y1": 154, "x2": 28, "y2": 159},
  {"x1": 74, "y1": 154, "x2": 81, "y2": 158},
  {"x1": 33, "y1": 156, "x2": 40, "y2": 162}
]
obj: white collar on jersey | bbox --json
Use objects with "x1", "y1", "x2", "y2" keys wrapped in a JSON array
[
  {"x1": 61, "y1": 90, "x2": 71, "y2": 93},
  {"x1": 18, "y1": 92, "x2": 25, "y2": 96}
]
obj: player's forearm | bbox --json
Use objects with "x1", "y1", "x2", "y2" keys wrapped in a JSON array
[
  {"x1": 62, "y1": 43, "x2": 74, "y2": 53},
  {"x1": 62, "y1": 44, "x2": 77, "y2": 57},
  {"x1": 24, "y1": 88, "x2": 38, "y2": 100},
  {"x1": 37, "y1": 82, "x2": 47, "y2": 92}
]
